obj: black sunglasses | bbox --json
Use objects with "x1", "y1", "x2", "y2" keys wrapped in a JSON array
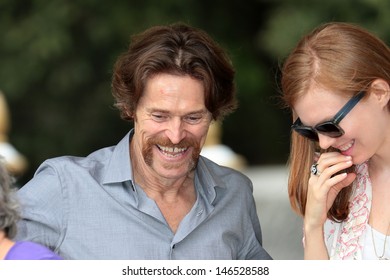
[{"x1": 291, "y1": 91, "x2": 365, "y2": 141}]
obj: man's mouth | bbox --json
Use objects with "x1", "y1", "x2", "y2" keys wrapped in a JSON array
[{"x1": 157, "y1": 145, "x2": 188, "y2": 157}]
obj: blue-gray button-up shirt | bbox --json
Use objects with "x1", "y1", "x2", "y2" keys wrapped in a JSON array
[{"x1": 16, "y1": 131, "x2": 272, "y2": 260}]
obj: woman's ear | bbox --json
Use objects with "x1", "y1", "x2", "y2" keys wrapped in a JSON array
[{"x1": 370, "y1": 78, "x2": 390, "y2": 108}]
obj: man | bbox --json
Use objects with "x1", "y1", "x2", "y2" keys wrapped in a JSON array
[{"x1": 15, "y1": 23, "x2": 272, "y2": 260}]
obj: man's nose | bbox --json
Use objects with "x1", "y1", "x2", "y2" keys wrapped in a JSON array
[{"x1": 165, "y1": 118, "x2": 186, "y2": 144}]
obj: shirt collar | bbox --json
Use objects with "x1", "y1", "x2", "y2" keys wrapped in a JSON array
[
  {"x1": 195, "y1": 156, "x2": 225, "y2": 204},
  {"x1": 102, "y1": 130, "x2": 224, "y2": 202},
  {"x1": 102, "y1": 130, "x2": 134, "y2": 185}
]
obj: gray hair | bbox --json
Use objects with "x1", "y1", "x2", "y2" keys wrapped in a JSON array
[{"x1": 0, "y1": 158, "x2": 20, "y2": 238}]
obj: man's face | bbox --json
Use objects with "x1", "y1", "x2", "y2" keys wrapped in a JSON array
[{"x1": 131, "y1": 73, "x2": 212, "y2": 180}]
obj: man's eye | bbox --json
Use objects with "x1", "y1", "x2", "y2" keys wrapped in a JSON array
[
  {"x1": 151, "y1": 114, "x2": 167, "y2": 121},
  {"x1": 184, "y1": 115, "x2": 202, "y2": 124}
]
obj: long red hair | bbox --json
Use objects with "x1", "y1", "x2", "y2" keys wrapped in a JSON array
[{"x1": 281, "y1": 22, "x2": 390, "y2": 221}]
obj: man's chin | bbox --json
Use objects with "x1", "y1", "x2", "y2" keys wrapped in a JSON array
[{"x1": 152, "y1": 160, "x2": 196, "y2": 175}]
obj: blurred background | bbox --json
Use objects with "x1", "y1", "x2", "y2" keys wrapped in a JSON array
[{"x1": 1, "y1": 0, "x2": 390, "y2": 259}]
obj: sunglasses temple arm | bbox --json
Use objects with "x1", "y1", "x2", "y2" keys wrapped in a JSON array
[{"x1": 333, "y1": 91, "x2": 365, "y2": 123}]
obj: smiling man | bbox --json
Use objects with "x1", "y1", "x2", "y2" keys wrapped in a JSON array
[{"x1": 15, "y1": 23, "x2": 272, "y2": 260}]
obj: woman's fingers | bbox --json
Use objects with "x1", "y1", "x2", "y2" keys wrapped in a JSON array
[
  {"x1": 305, "y1": 152, "x2": 355, "y2": 229},
  {"x1": 314, "y1": 154, "x2": 352, "y2": 178}
]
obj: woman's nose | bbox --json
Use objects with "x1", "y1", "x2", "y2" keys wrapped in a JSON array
[{"x1": 318, "y1": 134, "x2": 337, "y2": 150}]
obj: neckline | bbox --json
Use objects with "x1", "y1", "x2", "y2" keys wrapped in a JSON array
[{"x1": 367, "y1": 224, "x2": 390, "y2": 238}]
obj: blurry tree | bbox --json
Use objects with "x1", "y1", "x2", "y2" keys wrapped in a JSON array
[
  {"x1": 0, "y1": 0, "x2": 278, "y2": 184},
  {"x1": 257, "y1": 0, "x2": 390, "y2": 168},
  {"x1": 5, "y1": 0, "x2": 389, "y2": 185},
  {"x1": 259, "y1": 0, "x2": 390, "y2": 110},
  {"x1": 260, "y1": 0, "x2": 390, "y2": 59}
]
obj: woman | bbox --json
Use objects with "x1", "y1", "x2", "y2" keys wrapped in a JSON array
[
  {"x1": 280, "y1": 22, "x2": 390, "y2": 259},
  {"x1": 0, "y1": 160, "x2": 61, "y2": 260}
]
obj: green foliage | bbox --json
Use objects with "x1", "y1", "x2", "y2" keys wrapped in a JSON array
[
  {"x1": 1, "y1": 0, "x2": 390, "y2": 184},
  {"x1": 0, "y1": 0, "x2": 275, "y2": 184},
  {"x1": 257, "y1": 0, "x2": 390, "y2": 164},
  {"x1": 260, "y1": 0, "x2": 390, "y2": 59}
]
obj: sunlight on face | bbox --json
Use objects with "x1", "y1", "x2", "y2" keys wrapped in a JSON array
[
  {"x1": 293, "y1": 85, "x2": 382, "y2": 164},
  {"x1": 132, "y1": 73, "x2": 212, "y2": 179}
]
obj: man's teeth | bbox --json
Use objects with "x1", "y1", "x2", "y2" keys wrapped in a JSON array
[{"x1": 157, "y1": 145, "x2": 187, "y2": 153}]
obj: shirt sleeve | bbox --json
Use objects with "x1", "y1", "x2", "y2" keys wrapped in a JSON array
[
  {"x1": 15, "y1": 160, "x2": 67, "y2": 254},
  {"x1": 246, "y1": 196, "x2": 273, "y2": 260},
  {"x1": 237, "y1": 179, "x2": 273, "y2": 260}
]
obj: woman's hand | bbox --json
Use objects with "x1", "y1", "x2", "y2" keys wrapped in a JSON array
[
  {"x1": 304, "y1": 152, "x2": 356, "y2": 231},
  {"x1": 303, "y1": 152, "x2": 356, "y2": 259}
]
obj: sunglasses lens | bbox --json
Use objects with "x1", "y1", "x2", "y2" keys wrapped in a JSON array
[
  {"x1": 316, "y1": 123, "x2": 344, "y2": 137},
  {"x1": 293, "y1": 128, "x2": 319, "y2": 141}
]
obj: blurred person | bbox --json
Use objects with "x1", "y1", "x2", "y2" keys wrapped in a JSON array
[
  {"x1": 0, "y1": 159, "x2": 61, "y2": 260},
  {"x1": 200, "y1": 121, "x2": 247, "y2": 171},
  {"x1": 280, "y1": 22, "x2": 390, "y2": 259},
  {"x1": 0, "y1": 92, "x2": 28, "y2": 177},
  {"x1": 15, "y1": 23, "x2": 272, "y2": 260}
]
